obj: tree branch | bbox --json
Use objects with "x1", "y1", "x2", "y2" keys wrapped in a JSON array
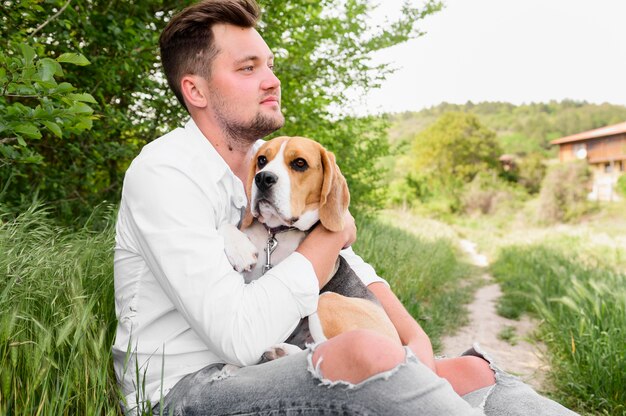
[
  {"x1": 31, "y1": 0, "x2": 73, "y2": 37},
  {"x1": 0, "y1": 137, "x2": 18, "y2": 145}
]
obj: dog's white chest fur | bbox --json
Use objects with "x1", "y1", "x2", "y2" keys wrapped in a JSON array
[{"x1": 242, "y1": 221, "x2": 306, "y2": 282}]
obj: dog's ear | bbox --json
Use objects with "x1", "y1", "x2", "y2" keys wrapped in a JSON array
[
  {"x1": 319, "y1": 147, "x2": 350, "y2": 232},
  {"x1": 240, "y1": 152, "x2": 259, "y2": 230}
]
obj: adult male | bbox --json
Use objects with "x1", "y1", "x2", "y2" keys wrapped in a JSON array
[{"x1": 113, "y1": 1, "x2": 577, "y2": 415}]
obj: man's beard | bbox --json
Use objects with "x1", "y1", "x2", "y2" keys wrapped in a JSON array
[
  {"x1": 211, "y1": 93, "x2": 285, "y2": 150},
  {"x1": 221, "y1": 112, "x2": 284, "y2": 149}
]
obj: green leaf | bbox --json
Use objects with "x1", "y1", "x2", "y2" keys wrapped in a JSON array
[
  {"x1": 68, "y1": 102, "x2": 94, "y2": 114},
  {"x1": 14, "y1": 124, "x2": 42, "y2": 140},
  {"x1": 55, "y1": 82, "x2": 74, "y2": 93},
  {"x1": 42, "y1": 121, "x2": 63, "y2": 138},
  {"x1": 56, "y1": 53, "x2": 91, "y2": 66},
  {"x1": 39, "y1": 58, "x2": 57, "y2": 81},
  {"x1": 19, "y1": 43, "x2": 37, "y2": 66},
  {"x1": 67, "y1": 93, "x2": 97, "y2": 104},
  {"x1": 17, "y1": 136, "x2": 27, "y2": 146}
]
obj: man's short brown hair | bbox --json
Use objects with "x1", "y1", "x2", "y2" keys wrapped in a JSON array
[{"x1": 159, "y1": 0, "x2": 261, "y2": 110}]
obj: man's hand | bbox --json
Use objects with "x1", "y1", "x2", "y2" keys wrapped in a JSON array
[
  {"x1": 296, "y1": 210, "x2": 357, "y2": 288},
  {"x1": 341, "y1": 210, "x2": 357, "y2": 249}
]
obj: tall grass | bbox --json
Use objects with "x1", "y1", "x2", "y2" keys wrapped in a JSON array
[
  {"x1": 354, "y1": 216, "x2": 477, "y2": 352},
  {"x1": 0, "y1": 206, "x2": 476, "y2": 414},
  {"x1": 0, "y1": 205, "x2": 120, "y2": 415},
  {"x1": 491, "y1": 245, "x2": 626, "y2": 415}
]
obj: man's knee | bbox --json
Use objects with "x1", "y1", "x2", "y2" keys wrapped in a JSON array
[{"x1": 311, "y1": 329, "x2": 405, "y2": 384}]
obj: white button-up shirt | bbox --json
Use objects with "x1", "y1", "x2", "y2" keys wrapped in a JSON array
[{"x1": 113, "y1": 119, "x2": 386, "y2": 411}]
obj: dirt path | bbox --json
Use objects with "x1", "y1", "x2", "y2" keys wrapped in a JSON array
[{"x1": 441, "y1": 240, "x2": 550, "y2": 391}]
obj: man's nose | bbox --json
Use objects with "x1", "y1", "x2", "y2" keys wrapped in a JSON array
[
  {"x1": 261, "y1": 67, "x2": 281, "y2": 91},
  {"x1": 255, "y1": 171, "x2": 278, "y2": 192}
]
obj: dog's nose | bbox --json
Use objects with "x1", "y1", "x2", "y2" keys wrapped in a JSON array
[{"x1": 255, "y1": 171, "x2": 278, "y2": 192}]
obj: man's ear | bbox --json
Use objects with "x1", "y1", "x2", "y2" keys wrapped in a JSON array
[
  {"x1": 240, "y1": 153, "x2": 260, "y2": 230},
  {"x1": 180, "y1": 75, "x2": 208, "y2": 109},
  {"x1": 319, "y1": 147, "x2": 350, "y2": 232}
]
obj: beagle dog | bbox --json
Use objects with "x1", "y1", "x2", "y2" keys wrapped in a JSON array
[{"x1": 220, "y1": 136, "x2": 400, "y2": 360}]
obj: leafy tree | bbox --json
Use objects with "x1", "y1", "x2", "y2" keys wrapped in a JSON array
[
  {"x1": 1, "y1": 0, "x2": 442, "y2": 221},
  {"x1": 1, "y1": 0, "x2": 189, "y2": 219},
  {"x1": 410, "y1": 112, "x2": 502, "y2": 192}
]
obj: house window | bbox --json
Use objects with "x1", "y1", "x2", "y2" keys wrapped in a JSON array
[
  {"x1": 573, "y1": 143, "x2": 587, "y2": 159},
  {"x1": 605, "y1": 162, "x2": 613, "y2": 173}
]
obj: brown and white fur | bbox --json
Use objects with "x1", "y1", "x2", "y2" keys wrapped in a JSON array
[{"x1": 220, "y1": 136, "x2": 399, "y2": 360}]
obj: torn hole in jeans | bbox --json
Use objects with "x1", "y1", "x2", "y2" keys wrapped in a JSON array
[{"x1": 306, "y1": 343, "x2": 417, "y2": 389}]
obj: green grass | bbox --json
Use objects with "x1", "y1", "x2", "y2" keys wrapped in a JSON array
[
  {"x1": 0, "y1": 204, "x2": 121, "y2": 415},
  {"x1": 0, "y1": 205, "x2": 477, "y2": 414},
  {"x1": 491, "y1": 245, "x2": 626, "y2": 415},
  {"x1": 354, "y1": 215, "x2": 478, "y2": 352}
]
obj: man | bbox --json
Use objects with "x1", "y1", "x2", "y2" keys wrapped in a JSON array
[{"x1": 113, "y1": 1, "x2": 578, "y2": 415}]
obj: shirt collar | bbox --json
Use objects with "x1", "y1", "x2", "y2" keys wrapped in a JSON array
[
  {"x1": 184, "y1": 118, "x2": 230, "y2": 181},
  {"x1": 184, "y1": 118, "x2": 265, "y2": 211}
]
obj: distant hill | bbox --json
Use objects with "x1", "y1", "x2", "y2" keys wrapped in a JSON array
[{"x1": 386, "y1": 100, "x2": 626, "y2": 156}]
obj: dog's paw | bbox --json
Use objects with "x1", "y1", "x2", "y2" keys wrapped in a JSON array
[
  {"x1": 262, "y1": 343, "x2": 303, "y2": 361},
  {"x1": 209, "y1": 364, "x2": 240, "y2": 382},
  {"x1": 218, "y1": 224, "x2": 258, "y2": 272}
]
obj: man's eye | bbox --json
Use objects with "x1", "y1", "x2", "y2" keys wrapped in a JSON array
[
  {"x1": 290, "y1": 158, "x2": 308, "y2": 171},
  {"x1": 268, "y1": 64, "x2": 275, "y2": 72},
  {"x1": 257, "y1": 155, "x2": 268, "y2": 168},
  {"x1": 241, "y1": 66, "x2": 253, "y2": 72}
]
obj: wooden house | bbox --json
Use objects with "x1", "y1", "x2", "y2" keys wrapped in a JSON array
[{"x1": 551, "y1": 121, "x2": 626, "y2": 201}]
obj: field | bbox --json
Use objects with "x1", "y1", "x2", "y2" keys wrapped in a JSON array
[
  {"x1": 0, "y1": 205, "x2": 478, "y2": 415},
  {"x1": 451, "y1": 199, "x2": 626, "y2": 415}
]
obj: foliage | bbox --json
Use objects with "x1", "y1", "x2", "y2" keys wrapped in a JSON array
[
  {"x1": 516, "y1": 152, "x2": 547, "y2": 194},
  {"x1": 0, "y1": 204, "x2": 119, "y2": 415},
  {"x1": 617, "y1": 173, "x2": 626, "y2": 197},
  {"x1": 1, "y1": 0, "x2": 189, "y2": 220},
  {"x1": 460, "y1": 171, "x2": 526, "y2": 216},
  {"x1": 537, "y1": 161, "x2": 593, "y2": 223},
  {"x1": 0, "y1": 0, "x2": 442, "y2": 222},
  {"x1": 491, "y1": 245, "x2": 626, "y2": 415},
  {"x1": 410, "y1": 112, "x2": 502, "y2": 198},
  {"x1": 0, "y1": 43, "x2": 95, "y2": 163},
  {"x1": 389, "y1": 100, "x2": 626, "y2": 157}
]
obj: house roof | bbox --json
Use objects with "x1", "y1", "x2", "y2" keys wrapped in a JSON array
[{"x1": 550, "y1": 121, "x2": 626, "y2": 145}]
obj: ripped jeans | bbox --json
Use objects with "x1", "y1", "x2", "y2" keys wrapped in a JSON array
[{"x1": 154, "y1": 344, "x2": 578, "y2": 416}]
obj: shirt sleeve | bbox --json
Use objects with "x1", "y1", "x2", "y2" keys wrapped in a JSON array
[
  {"x1": 123, "y1": 158, "x2": 319, "y2": 366},
  {"x1": 340, "y1": 247, "x2": 389, "y2": 287}
]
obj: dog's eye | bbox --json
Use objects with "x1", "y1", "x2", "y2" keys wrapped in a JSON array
[
  {"x1": 257, "y1": 155, "x2": 268, "y2": 169},
  {"x1": 290, "y1": 158, "x2": 308, "y2": 172}
]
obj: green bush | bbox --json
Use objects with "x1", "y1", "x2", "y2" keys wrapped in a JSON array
[
  {"x1": 537, "y1": 161, "x2": 592, "y2": 223},
  {"x1": 460, "y1": 171, "x2": 526, "y2": 216},
  {"x1": 491, "y1": 245, "x2": 626, "y2": 415},
  {"x1": 617, "y1": 174, "x2": 626, "y2": 196}
]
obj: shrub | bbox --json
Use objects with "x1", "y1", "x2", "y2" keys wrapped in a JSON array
[
  {"x1": 517, "y1": 152, "x2": 548, "y2": 194},
  {"x1": 617, "y1": 174, "x2": 626, "y2": 196},
  {"x1": 461, "y1": 171, "x2": 526, "y2": 216},
  {"x1": 537, "y1": 161, "x2": 592, "y2": 223}
]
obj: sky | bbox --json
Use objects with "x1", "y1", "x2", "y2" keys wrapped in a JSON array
[{"x1": 358, "y1": 0, "x2": 626, "y2": 115}]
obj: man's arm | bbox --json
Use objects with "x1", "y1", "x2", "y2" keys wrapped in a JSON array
[
  {"x1": 297, "y1": 212, "x2": 356, "y2": 288},
  {"x1": 122, "y1": 157, "x2": 321, "y2": 366},
  {"x1": 368, "y1": 282, "x2": 437, "y2": 371}
]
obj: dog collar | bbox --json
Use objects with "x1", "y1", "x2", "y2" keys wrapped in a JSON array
[{"x1": 263, "y1": 224, "x2": 298, "y2": 273}]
